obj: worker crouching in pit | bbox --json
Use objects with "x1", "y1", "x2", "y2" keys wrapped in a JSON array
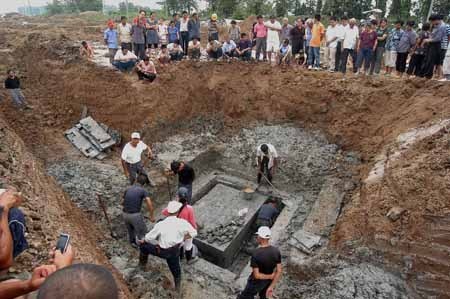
[
  {"x1": 256, "y1": 198, "x2": 279, "y2": 228},
  {"x1": 138, "y1": 201, "x2": 197, "y2": 291},
  {"x1": 121, "y1": 132, "x2": 153, "y2": 185}
]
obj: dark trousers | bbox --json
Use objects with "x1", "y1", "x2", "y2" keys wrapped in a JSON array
[
  {"x1": 179, "y1": 183, "x2": 193, "y2": 204},
  {"x1": 356, "y1": 48, "x2": 373, "y2": 72},
  {"x1": 133, "y1": 43, "x2": 146, "y2": 60},
  {"x1": 407, "y1": 54, "x2": 425, "y2": 76},
  {"x1": 208, "y1": 48, "x2": 223, "y2": 59},
  {"x1": 180, "y1": 31, "x2": 189, "y2": 55},
  {"x1": 340, "y1": 48, "x2": 357, "y2": 74},
  {"x1": 396, "y1": 52, "x2": 408, "y2": 73},
  {"x1": 239, "y1": 51, "x2": 252, "y2": 61},
  {"x1": 237, "y1": 277, "x2": 272, "y2": 299},
  {"x1": 421, "y1": 42, "x2": 441, "y2": 79},
  {"x1": 137, "y1": 70, "x2": 156, "y2": 82},
  {"x1": 334, "y1": 41, "x2": 342, "y2": 71},
  {"x1": 370, "y1": 46, "x2": 385, "y2": 75},
  {"x1": 257, "y1": 156, "x2": 272, "y2": 184},
  {"x1": 112, "y1": 60, "x2": 136, "y2": 72},
  {"x1": 140, "y1": 243, "x2": 181, "y2": 284},
  {"x1": 125, "y1": 161, "x2": 147, "y2": 185},
  {"x1": 170, "y1": 52, "x2": 183, "y2": 61}
]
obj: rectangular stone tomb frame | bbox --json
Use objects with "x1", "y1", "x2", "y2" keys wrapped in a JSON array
[{"x1": 191, "y1": 174, "x2": 290, "y2": 269}]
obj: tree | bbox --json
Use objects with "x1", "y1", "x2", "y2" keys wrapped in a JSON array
[
  {"x1": 47, "y1": 0, "x2": 64, "y2": 15},
  {"x1": 275, "y1": 0, "x2": 290, "y2": 17}
]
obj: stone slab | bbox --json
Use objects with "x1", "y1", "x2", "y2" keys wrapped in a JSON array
[
  {"x1": 302, "y1": 178, "x2": 345, "y2": 237},
  {"x1": 64, "y1": 127, "x2": 101, "y2": 158},
  {"x1": 288, "y1": 229, "x2": 321, "y2": 253},
  {"x1": 194, "y1": 183, "x2": 267, "y2": 268}
]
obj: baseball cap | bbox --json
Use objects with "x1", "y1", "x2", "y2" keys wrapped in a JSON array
[
  {"x1": 178, "y1": 187, "x2": 189, "y2": 199},
  {"x1": 167, "y1": 201, "x2": 183, "y2": 213},
  {"x1": 255, "y1": 226, "x2": 271, "y2": 239},
  {"x1": 131, "y1": 132, "x2": 140, "y2": 139}
]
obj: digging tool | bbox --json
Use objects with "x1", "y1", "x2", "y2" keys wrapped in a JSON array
[
  {"x1": 165, "y1": 175, "x2": 173, "y2": 200},
  {"x1": 96, "y1": 193, "x2": 118, "y2": 239},
  {"x1": 259, "y1": 170, "x2": 278, "y2": 191}
]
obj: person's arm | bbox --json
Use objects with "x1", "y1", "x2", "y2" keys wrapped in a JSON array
[
  {"x1": 373, "y1": 36, "x2": 378, "y2": 51},
  {"x1": 142, "y1": 225, "x2": 160, "y2": 243},
  {"x1": 104, "y1": 31, "x2": 108, "y2": 45},
  {"x1": 145, "y1": 198, "x2": 155, "y2": 222},
  {"x1": 0, "y1": 265, "x2": 57, "y2": 299},
  {"x1": 0, "y1": 205, "x2": 13, "y2": 270},
  {"x1": 252, "y1": 267, "x2": 276, "y2": 280},
  {"x1": 183, "y1": 221, "x2": 197, "y2": 240},
  {"x1": 266, "y1": 263, "x2": 282, "y2": 298},
  {"x1": 188, "y1": 208, "x2": 197, "y2": 229},
  {"x1": 121, "y1": 159, "x2": 129, "y2": 177}
]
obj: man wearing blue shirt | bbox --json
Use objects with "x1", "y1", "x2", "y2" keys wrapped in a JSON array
[{"x1": 104, "y1": 20, "x2": 119, "y2": 64}]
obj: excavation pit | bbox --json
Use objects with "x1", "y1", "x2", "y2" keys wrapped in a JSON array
[{"x1": 192, "y1": 173, "x2": 287, "y2": 269}]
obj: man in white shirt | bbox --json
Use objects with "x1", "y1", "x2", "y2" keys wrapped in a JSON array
[
  {"x1": 264, "y1": 16, "x2": 282, "y2": 63},
  {"x1": 256, "y1": 144, "x2": 279, "y2": 185},
  {"x1": 112, "y1": 47, "x2": 137, "y2": 72},
  {"x1": 207, "y1": 39, "x2": 223, "y2": 60},
  {"x1": 334, "y1": 16, "x2": 348, "y2": 72},
  {"x1": 168, "y1": 41, "x2": 184, "y2": 61},
  {"x1": 117, "y1": 16, "x2": 132, "y2": 50},
  {"x1": 326, "y1": 16, "x2": 339, "y2": 72},
  {"x1": 222, "y1": 36, "x2": 237, "y2": 59},
  {"x1": 138, "y1": 201, "x2": 197, "y2": 291},
  {"x1": 340, "y1": 18, "x2": 359, "y2": 74},
  {"x1": 188, "y1": 37, "x2": 201, "y2": 60},
  {"x1": 121, "y1": 132, "x2": 153, "y2": 184}
]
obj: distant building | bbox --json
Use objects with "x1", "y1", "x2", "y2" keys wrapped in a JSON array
[{"x1": 18, "y1": 6, "x2": 46, "y2": 16}]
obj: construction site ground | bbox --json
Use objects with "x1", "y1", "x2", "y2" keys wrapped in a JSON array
[{"x1": 1, "y1": 13, "x2": 450, "y2": 299}]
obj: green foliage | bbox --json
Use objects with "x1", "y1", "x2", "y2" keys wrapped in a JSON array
[{"x1": 46, "y1": 0, "x2": 102, "y2": 15}]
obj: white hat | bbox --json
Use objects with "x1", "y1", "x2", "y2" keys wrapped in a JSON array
[
  {"x1": 167, "y1": 201, "x2": 183, "y2": 214},
  {"x1": 255, "y1": 226, "x2": 271, "y2": 239},
  {"x1": 131, "y1": 132, "x2": 140, "y2": 139}
]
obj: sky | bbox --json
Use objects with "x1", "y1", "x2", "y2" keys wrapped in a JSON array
[{"x1": 0, "y1": 0, "x2": 163, "y2": 13}]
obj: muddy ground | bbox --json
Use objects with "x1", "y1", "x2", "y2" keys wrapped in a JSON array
[{"x1": 1, "y1": 13, "x2": 450, "y2": 299}]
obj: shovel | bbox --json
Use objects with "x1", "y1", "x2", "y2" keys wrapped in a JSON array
[{"x1": 96, "y1": 193, "x2": 118, "y2": 239}]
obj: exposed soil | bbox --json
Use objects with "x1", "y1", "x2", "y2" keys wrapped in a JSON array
[{"x1": 1, "y1": 13, "x2": 450, "y2": 298}]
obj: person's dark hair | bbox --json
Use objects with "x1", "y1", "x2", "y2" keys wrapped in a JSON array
[
  {"x1": 314, "y1": 14, "x2": 321, "y2": 21},
  {"x1": 269, "y1": 15, "x2": 275, "y2": 19},
  {"x1": 174, "y1": 39, "x2": 180, "y2": 45},
  {"x1": 172, "y1": 13, "x2": 179, "y2": 18},
  {"x1": 341, "y1": 16, "x2": 348, "y2": 21},
  {"x1": 121, "y1": 16, "x2": 127, "y2": 21},
  {"x1": 121, "y1": 45, "x2": 129, "y2": 50},
  {"x1": 395, "y1": 20, "x2": 404, "y2": 26},
  {"x1": 171, "y1": 161, "x2": 181, "y2": 173},
  {"x1": 267, "y1": 197, "x2": 277, "y2": 204},
  {"x1": 406, "y1": 20, "x2": 415, "y2": 27},
  {"x1": 81, "y1": 41, "x2": 87, "y2": 46},
  {"x1": 329, "y1": 16, "x2": 337, "y2": 22},
  {"x1": 6, "y1": 69, "x2": 13, "y2": 74},
  {"x1": 169, "y1": 20, "x2": 175, "y2": 25},
  {"x1": 241, "y1": 32, "x2": 247, "y2": 38},
  {"x1": 261, "y1": 144, "x2": 268, "y2": 153},
  {"x1": 192, "y1": 13, "x2": 197, "y2": 17},
  {"x1": 37, "y1": 264, "x2": 118, "y2": 299},
  {"x1": 231, "y1": 20, "x2": 237, "y2": 25},
  {"x1": 370, "y1": 19, "x2": 378, "y2": 26},
  {"x1": 257, "y1": 15, "x2": 263, "y2": 20},
  {"x1": 208, "y1": 36, "x2": 214, "y2": 42},
  {"x1": 143, "y1": 56, "x2": 150, "y2": 61},
  {"x1": 422, "y1": 22, "x2": 431, "y2": 31},
  {"x1": 429, "y1": 14, "x2": 443, "y2": 21},
  {"x1": 161, "y1": 44, "x2": 167, "y2": 49},
  {"x1": 179, "y1": 196, "x2": 188, "y2": 206},
  {"x1": 380, "y1": 18, "x2": 388, "y2": 24},
  {"x1": 283, "y1": 38, "x2": 289, "y2": 44},
  {"x1": 182, "y1": 10, "x2": 188, "y2": 14},
  {"x1": 137, "y1": 173, "x2": 148, "y2": 185},
  {"x1": 139, "y1": 9, "x2": 146, "y2": 14}
]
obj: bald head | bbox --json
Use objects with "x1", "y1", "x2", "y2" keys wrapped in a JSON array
[{"x1": 37, "y1": 264, "x2": 118, "y2": 299}]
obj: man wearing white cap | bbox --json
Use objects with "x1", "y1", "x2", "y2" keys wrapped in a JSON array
[
  {"x1": 237, "y1": 226, "x2": 282, "y2": 299},
  {"x1": 121, "y1": 132, "x2": 152, "y2": 185},
  {"x1": 138, "y1": 201, "x2": 197, "y2": 291}
]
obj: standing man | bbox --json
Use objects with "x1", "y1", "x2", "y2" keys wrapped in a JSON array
[
  {"x1": 179, "y1": 11, "x2": 190, "y2": 56},
  {"x1": 104, "y1": 20, "x2": 119, "y2": 64},
  {"x1": 384, "y1": 20, "x2": 404, "y2": 76},
  {"x1": 138, "y1": 201, "x2": 197, "y2": 291},
  {"x1": 280, "y1": 18, "x2": 293, "y2": 44},
  {"x1": 117, "y1": 16, "x2": 132, "y2": 50},
  {"x1": 356, "y1": 21, "x2": 378, "y2": 75},
  {"x1": 422, "y1": 14, "x2": 449, "y2": 79},
  {"x1": 254, "y1": 16, "x2": 268, "y2": 62},
  {"x1": 173, "y1": 13, "x2": 181, "y2": 32},
  {"x1": 188, "y1": 13, "x2": 201, "y2": 42},
  {"x1": 340, "y1": 18, "x2": 359, "y2": 74},
  {"x1": 169, "y1": 161, "x2": 195, "y2": 203},
  {"x1": 369, "y1": 18, "x2": 388, "y2": 75},
  {"x1": 4, "y1": 70, "x2": 30, "y2": 109},
  {"x1": 334, "y1": 16, "x2": 348, "y2": 72},
  {"x1": 395, "y1": 20, "x2": 417, "y2": 77},
  {"x1": 229, "y1": 20, "x2": 241, "y2": 44},
  {"x1": 290, "y1": 18, "x2": 305, "y2": 64},
  {"x1": 131, "y1": 16, "x2": 146, "y2": 60},
  {"x1": 308, "y1": 14, "x2": 325, "y2": 70},
  {"x1": 325, "y1": 16, "x2": 339, "y2": 72},
  {"x1": 122, "y1": 174, "x2": 155, "y2": 248},
  {"x1": 265, "y1": 16, "x2": 282, "y2": 64},
  {"x1": 208, "y1": 14, "x2": 220, "y2": 41},
  {"x1": 256, "y1": 144, "x2": 278, "y2": 185},
  {"x1": 237, "y1": 226, "x2": 282, "y2": 299},
  {"x1": 121, "y1": 132, "x2": 153, "y2": 185}
]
